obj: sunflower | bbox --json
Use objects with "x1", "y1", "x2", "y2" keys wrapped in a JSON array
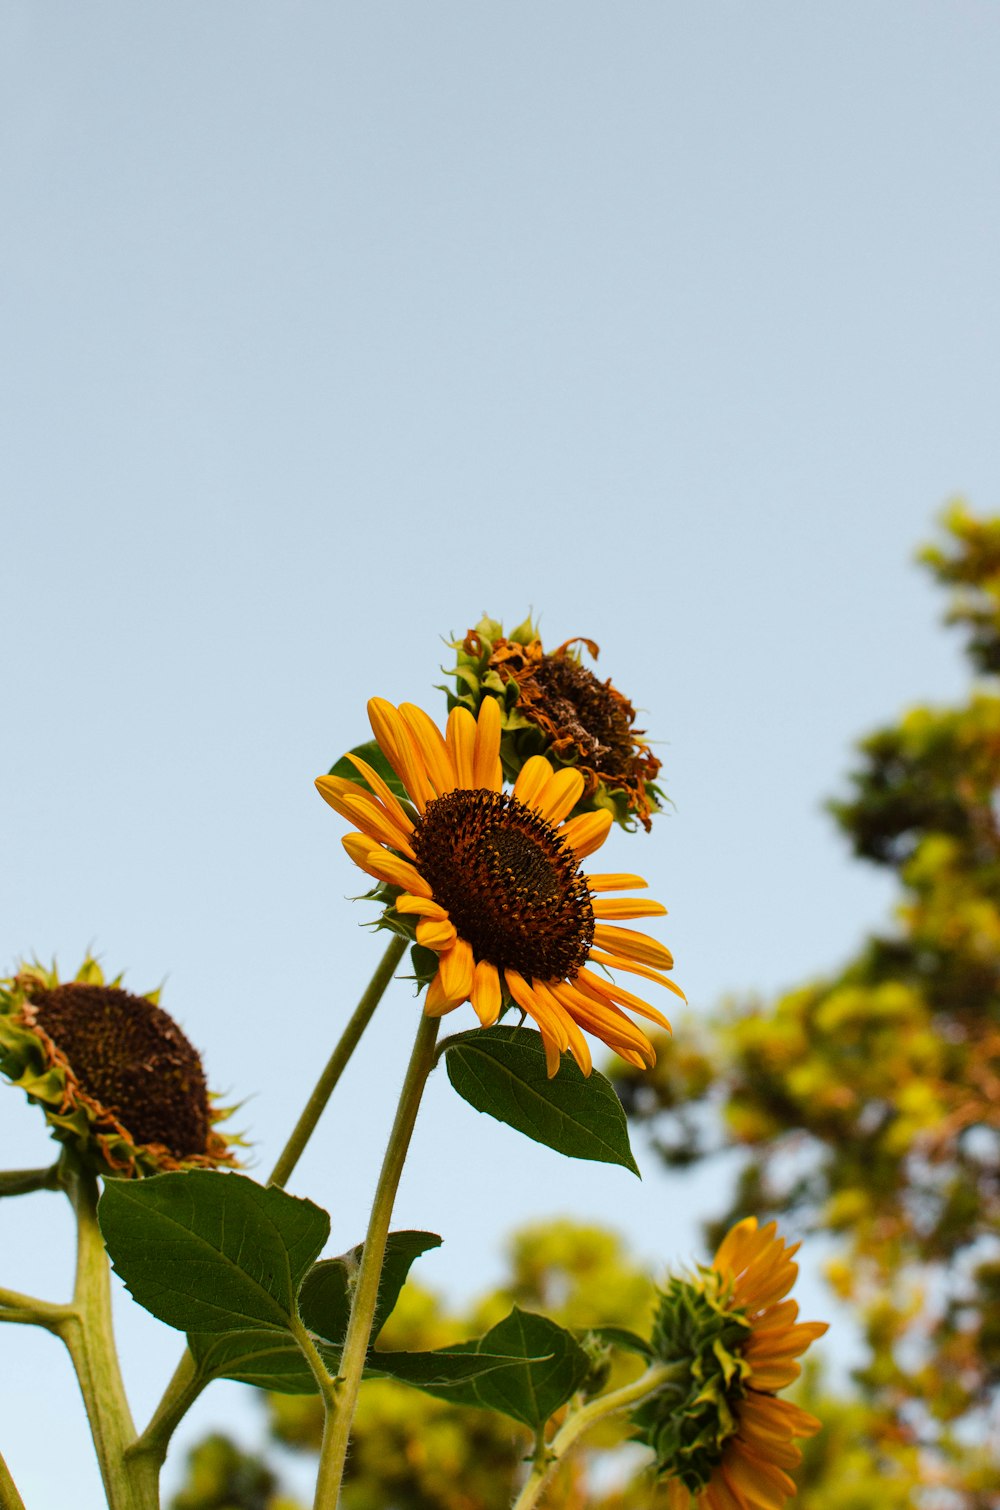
[
  {"x1": 315, "y1": 697, "x2": 682, "y2": 1078},
  {"x1": 639, "y1": 1218, "x2": 827, "y2": 1509},
  {"x1": 0, "y1": 958, "x2": 238, "y2": 1178},
  {"x1": 448, "y1": 615, "x2": 665, "y2": 832}
]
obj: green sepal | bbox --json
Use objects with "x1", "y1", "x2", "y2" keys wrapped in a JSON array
[
  {"x1": 369, "y1": 1306, "x2": 590, "y2": 1429},
  {"x1": 632, "y1": 1270, "x2": 752, "y2": 1491},
  {"x1": 444, "y1": 1026, "x2": 640, "y2": 1174}
]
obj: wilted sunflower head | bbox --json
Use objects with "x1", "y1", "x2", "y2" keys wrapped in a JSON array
[
  {"x1": 0, "y1": 957, "x2": 239, "y2": 1178},
  {"x1": 446, "y1": 615, "x2": 665, "y2": 832},
  {"x1": 634, "y1": 1218, "x2": 827, "y2": 1508}
]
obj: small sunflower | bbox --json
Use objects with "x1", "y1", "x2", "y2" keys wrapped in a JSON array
[
  {"x1": 0, "y1": 958, "x2": 238, "y2": 1178},
  {"x1": 448, "y1": 615, "x2": 665, "y2": 831},
  {"x1": 638, "y1": 1218, "x2": 827, "y2": 1509},
  {"x1": 316, "y1": 697, "x2": 682, "y2": 1078}
]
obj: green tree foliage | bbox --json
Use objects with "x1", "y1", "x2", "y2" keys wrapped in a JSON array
[{"x1": 618, "y1": 504, "x2": 1000, "y2": 1505}]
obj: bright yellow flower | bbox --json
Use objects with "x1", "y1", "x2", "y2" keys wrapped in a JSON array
[
  {"x1": 657, "y1": 1218, "x2": 827, "y2": 1509},
  {"x1": 316, "y1": 697, "x2": 682, "y2": 1078}
]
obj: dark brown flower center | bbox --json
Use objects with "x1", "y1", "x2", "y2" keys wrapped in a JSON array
[
  {"x1": 26, "y1": 983, "x2": 211, "y2": 1158},
  {"x1": 531, "y1": 655, "x2": 635, "y2": 776},
  {"x1": 411, "y1": 789, "x2": 594, "y2": 982}
]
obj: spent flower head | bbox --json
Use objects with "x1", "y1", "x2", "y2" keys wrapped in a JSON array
[
  {"x1": 635, "y1": 1218, "x2": 827, "y2": 1508},
  {"x1": 447, "y1": 615, "x2": 665, "y2": 831},
  {"x1": 0, "y1": 957, "x2": 239, "y2": 1178},
  {"x1": 316, "y1": 695, "x2": 683, "y2": 1078}
]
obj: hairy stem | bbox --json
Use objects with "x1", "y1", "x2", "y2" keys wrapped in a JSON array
[
  {"x1": 269, "y1": 932, "x2": 408, "y2": 1188},
  {"x1": 314, "y1": 1009, "x2": 440, "y2": 1508},
  {"x1": 133, "y1": 934, "x2": 408, "y2": 1495},
  {"x1": 59, "y1": 1161, "x2": 151, "y2": 1510},
  {"x1": 0, "y1": 1282, "x2": 72, "y2": 1329},
  {"x1": 0, "y1": 1447, "x2": 27, "y2": 1510},
  {"x1": 126, "y1": 1350, "x2": 204, "y2": 1498},
  {"x1": 0, "y1": 1163, "x2": 61, "y2": 1197},
  {"x1": 511, "y1": 1363, "x2": 683, "y2": 1510}
]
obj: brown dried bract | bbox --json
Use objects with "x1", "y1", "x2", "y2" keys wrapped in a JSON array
[{"x1": 486, "y1": 636, "x2": 662, "y2": 831}]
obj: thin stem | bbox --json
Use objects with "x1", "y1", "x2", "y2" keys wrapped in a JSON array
[
  {"x1": 133, "y1": 934, "x2": 408, "y2": 1495},
  {"x1": 0, "y1": 1163, "x2": 61, "y2": 1197},
  {"x1": 314, "y1": 1009, "x2": 440, "y2": 1508},
  {"x1": 269, "y1": 932, "x2": 408, "y2": 1188},
  {"x1": 59, "y1": 1160, "x2": 148, "y2": 1510},
  {"x1": 0, "y1": 1282, "x2": 72, "y2": 1329},
  {"x1": 126, "y1": 1350, "x2": 205, "y2": 1496},
  {"x1": 0, "y1": 1447, "x2": 27, "y2": 1510},
  {"x1": 511, "y1": 1362, "x2": 683, "y2": 1510}
]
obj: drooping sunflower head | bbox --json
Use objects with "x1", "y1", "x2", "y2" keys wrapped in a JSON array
[
  {"x1": 317, "y1": 695, "x2": 683, "y2": 1078},
  {"x1": 634, "y1": 1218, "x2": 827, "y2": 1508},
  {"x1": 446, "y1": 615, "x2": 665, "y2": 832},
  {"x1": 0, "y1": 958, "x2": 239, "y2": 1178}
]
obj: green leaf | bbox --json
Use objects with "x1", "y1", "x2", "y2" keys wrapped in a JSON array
[
  {"x1": 328, "y1": 739, "x2": 408, "y2": 800},
  {"x1": 188, "y1": 1328, "x2": 337, "y2": 1394},
  {"x1": 98, "y1": 1171, "x2": 330, "y2": 1334},
  {"x1": 370, "y1": 1307, "x2": 590, "y2": 1429},
  {"x1": 299, "y1": 1230, "x2": 442, "y2": 1346},
  {"x1": 444, "y1": 1027, "x2": 640, "y2": 1175}
]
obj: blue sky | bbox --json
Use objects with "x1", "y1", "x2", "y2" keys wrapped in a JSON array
[{"x1": 2, "y1": 4, "x2": 999, "y2": 1503}]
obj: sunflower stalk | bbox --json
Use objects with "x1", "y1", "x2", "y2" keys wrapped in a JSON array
[
  {"x1": 511, "y1": 1362, "x2": 683, "y2": 1510},
  {"x1": 269, "y1": 932, "x2": 408, "y2": 1188},
  {"x1": 59, "y1": 1157, "x2": 151, "y2": 1510},
  {"x1": 0, "y1": 1447, "x2": 27, "y2": 1510},
  {"x1": 0, "y1": 1163, "x2": 61, "y2": 1197},
  {"x1": 313, "y1": 1009, "x2": 440, "y2": 1508}
]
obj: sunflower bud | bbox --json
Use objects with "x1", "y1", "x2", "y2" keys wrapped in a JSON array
[
  {"x1": 0, "y1": 958, "x2": 239, "y2": 1178},
  {"x1": 632, "y1": 1219, "x2": 826, "y2": 1505},
  {"x1": 446, "y1": 615, "x2": 665, "y2": 831}
]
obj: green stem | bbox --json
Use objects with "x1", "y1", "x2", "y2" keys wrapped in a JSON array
[
  {"x1": 59, "y1": 1161, "x2": 149, "y2": 1510},
  {"x1": 126, "y1": 1351, "x2": 204, "y2": 1498},
  {"x1": 510, "y1": 1363, "x2": 683, "y2": 1510},
  {"x1": 314, "y1": 1009, "x2": 440, "y2": 1508},
  {"x1": 269, "y1": 933, "x2": 408, "y2": 1188},
  {"x1": 0, "y1": 1447, "x2": 27, "y2": 1510},
  {"x1": 132, "y1": 934, "x2": 408, "y2": 1493},
  {"x1": 0, "y1": 1283, "x2": 72, "y2": 1329},
  {"x1": 0, "y1": 1163, "x2": 61, "y2": 1197}
]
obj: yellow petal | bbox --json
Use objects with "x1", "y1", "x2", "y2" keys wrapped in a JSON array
[
  {"x1": 573, "y1": 967, "x2": 673, "y2": 1032},
  {"x1": 534, "y1": 767, "x2": 585, "y2": 826},
  {"x1": 559, "y1": 809, "x2": 612, "y2": 860},
  {"x1": 586, "y1": 947, "x2": 687, "y2": 1000},
  {"x1": 446, "y1": 706, "x2": 477, "y2": 789},
  {"x1": 514, "y1": 755, "x2": 554, "y2": 809},
  {"x1": 394, "y1": 895, "x2": 448, "y2": 920},
  {"x1": 317, "y1": 779, "x2": 416, "y2": 857},
  {"x1": 343, "y1": 754, "x2": 414, "y2": 834},
  {"x1": 438, "y1": 936, "x2": 475, "y2": 1002},
  {"x1": 473, "y1": 696, "x2": 502, "y2": 791},
  {"x1": 593, "y1": 924, "x2": 673, "y2": 970},
  {"x1": 415, "y1": 916, "x2": 458, "y2": 952},
  {"x1": 591, "y1": 896, "x2": 668, "y2": 920},
  {"x1": 586, "y1": 873, "x2": 649, "y2": 893},
  {"x1": 399, "y1": 703, "x2": 457, "y2": 796},
  {"x1": 367, "y1": 698, "x2": 435, "y2": 812},
  {"x1": 470, "y1": 959, "x2": 502, "y2": 1027},
  {"x1": 424, "y1": 969, "x2": 465, "y2": 1017},
  {"x1": 341, "y1": 834, "x2": 432, "y2": 896}
]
